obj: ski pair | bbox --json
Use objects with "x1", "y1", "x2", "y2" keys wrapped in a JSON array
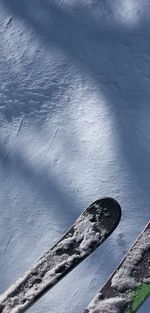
[{"x1": 0, "y1": 198, "x2": 149, "y2": 313}]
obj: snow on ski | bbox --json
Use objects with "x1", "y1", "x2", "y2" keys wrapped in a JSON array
[
  {"x1": 84, "y1": 221, "x2": 150, "y2": 313},
  {"x1": 0, "y1": 197, "x2": 121, "y2": 313}
]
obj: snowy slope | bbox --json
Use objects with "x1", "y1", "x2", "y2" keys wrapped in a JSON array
[{"x1": 0, "y1": 0, "x2": 150, "y2": 312}]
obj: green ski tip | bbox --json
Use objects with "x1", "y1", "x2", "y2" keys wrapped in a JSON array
[{"x1": 125, "y1": 283, "x2": 150, "y2": 313}]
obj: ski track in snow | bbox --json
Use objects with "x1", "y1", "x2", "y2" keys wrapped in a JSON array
[{"x1": 0, "y1": 1, "x2": 150, "y2": 313}]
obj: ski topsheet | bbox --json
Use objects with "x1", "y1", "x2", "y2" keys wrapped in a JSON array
[
  {"x1": 84, "y1": 221, "x2": 150, "y2": 313},
  {"x1": 0, "y1": 197, "x2": 121, "y2": 313}
]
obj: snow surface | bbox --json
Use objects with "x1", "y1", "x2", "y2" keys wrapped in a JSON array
[{"x1": 0, "y1": 0, "x2": 150, "y2": 313}]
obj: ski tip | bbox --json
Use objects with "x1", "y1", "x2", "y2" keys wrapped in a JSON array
[
  {"x1": 98, "y1": 197, "x2": 121, "y2": 217},
  {"x1": 101, "y1": 197, "x2": 121, "y2": 218},
  {"x1": 88, "y1": 197, "x2": 122, "y2": 234}
]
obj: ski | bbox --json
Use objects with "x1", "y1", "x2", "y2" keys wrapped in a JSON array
[
  {"x1": 0, "y1": 197, "x2": 121, "y2": 313},
  {"x1": 84, "y1": 221, "x2": 150, "y2": 313}
]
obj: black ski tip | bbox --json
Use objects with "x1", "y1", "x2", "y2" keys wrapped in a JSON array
[
  {"x1": 97, "y1": 197, "x2": 121, "y2": 219},
  {"x1": 88, "y1": 197, "x2": 122, "y2": 236}
]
